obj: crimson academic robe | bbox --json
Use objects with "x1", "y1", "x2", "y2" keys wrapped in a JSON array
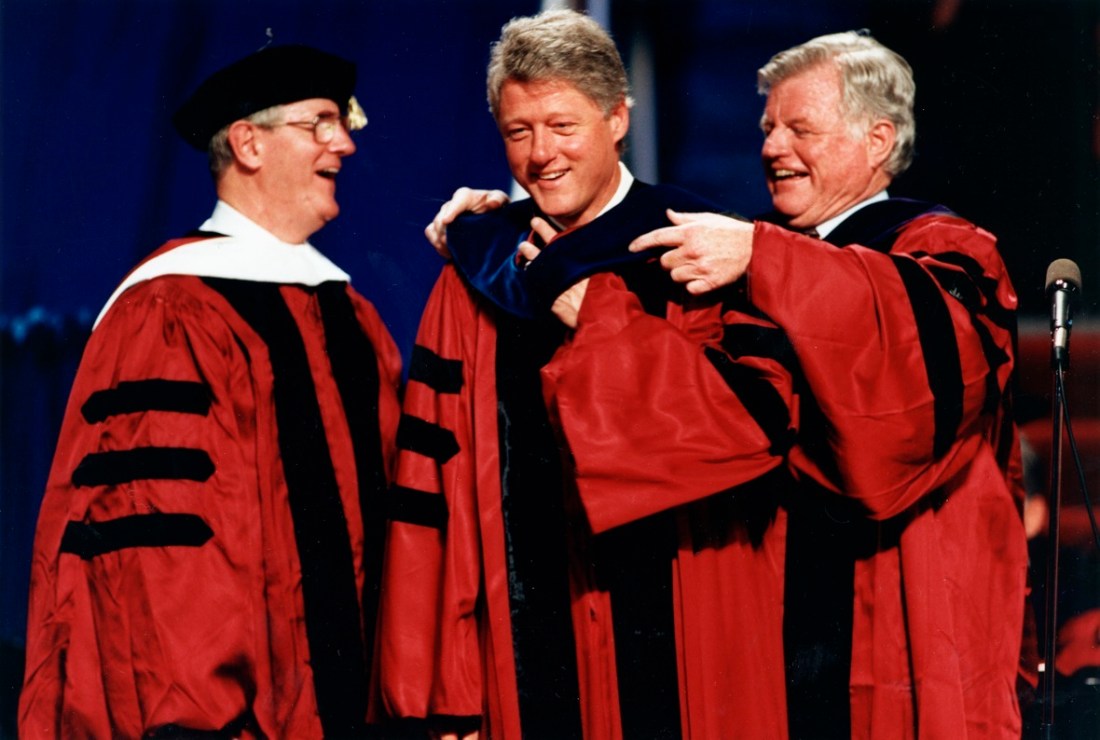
[
  {"x1": 380, "y1": 180, "x2": 793, "y2": 739},
  {"x1": 20, "y1": 233, "x2": 402, "y2": 739},
  {"x1": 545, "y1": 198, "x2": 1027, "y2": 739},
  {"x1": 753, "y1": 201, "x2": 1028, "y2": 739}
]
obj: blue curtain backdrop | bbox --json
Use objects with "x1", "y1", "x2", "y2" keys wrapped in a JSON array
[{"x1": 2, "y1": 0, "x2": 1097, "y2": 735}]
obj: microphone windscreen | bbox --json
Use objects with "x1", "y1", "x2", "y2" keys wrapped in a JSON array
[{"x1": 1045, "y1": 258, "x2": 1082, "y2": 294}]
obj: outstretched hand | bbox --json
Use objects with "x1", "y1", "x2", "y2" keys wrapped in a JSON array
[
  {"x1": 425, "y1": 187, "x2": 511, "y2": 258},
  {"x1": 629, "y1": 209, "x2": 755, "y2": 295}
]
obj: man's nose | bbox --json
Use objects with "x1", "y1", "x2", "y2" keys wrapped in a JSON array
[
  {"x1": 331, "y1": 123, "x2": 357, "y2": 156},
  {"x1": 761, "y1": 128, "x2": 787, "y2": 158},
  {"x1": 529, "y1": 128, "x2": 555, "y2": 164}
]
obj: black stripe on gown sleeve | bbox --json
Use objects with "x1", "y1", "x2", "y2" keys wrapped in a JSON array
[
  {"x1": 396, "y1": 414, "x2": 460, "y2": 464},
  {"x1": 409, "y1": 344, "x2": 465, "y2": 394},
  {"x1": 72, "y1": 448, "x2": 214, "y2": 487},
  {"x1": 387, "y1": 485, "x2": 449, "y2": 530},
  {"x1": 81, "y1": 379, "x2": 211, "y2": 423},
  {"x1": 60, "y1": 513, "x2": 213, "y2": 559}
]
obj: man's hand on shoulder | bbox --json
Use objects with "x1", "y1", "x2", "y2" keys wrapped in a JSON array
[
  {"x1": 425, "y1": 187, "x2": 511, "y2": 258},
  {"x1": 629, "y1": 209, "x2": 755, "y2": 295}
]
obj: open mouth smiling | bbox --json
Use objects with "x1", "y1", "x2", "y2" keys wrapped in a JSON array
[
  {"x1": 772, "y1": 168, "x2": 806, "y2": 181},
  {"x1": 534, "y1": 169, "x2": 567, "y2": 182}
]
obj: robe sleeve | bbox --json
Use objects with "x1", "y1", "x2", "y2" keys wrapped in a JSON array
[
  {"x1": 20, "y1": 279, "x2": 269, "y2": 739},
  {"x1": 379, "y1": 266, "x2": 484, "y2": 726},
  {"x1": 747, "y1": 217, "x2": 1020, "y2": 519},
  {"x1": 540, "y1": 272, "x2": 790, "y2": 534}
]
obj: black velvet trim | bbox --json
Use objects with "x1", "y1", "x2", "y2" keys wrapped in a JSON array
[
  {"x1": 144, "y1": 710, "x2": 254, "y2": 739},
  {"x1": 409, "y1": 344, "x2": 464, "y2": 394},
  {"x1": 817, "y1": 198, "x2": 954, "y2": 252},
  {"x1": 599, "y1": 265, "x2": 683, "y2": 739},
  {"x1": 387, "y1": 486, "x2": 448, "y2": 530},
  {"x1": 493, "y1": 310, "x2": 584, "y2": 738},
  {"x1": 595, "y1": 514, "x2": 682, "y2": 740},
  {"x1": 396, "y1": 414, "x2": 460, "y2": 464},
  {"x1": 204, "y1": 278, "x2": 368, "y2": 738},
  {"x1": 60, "y1": 513, "x2": 213, "y2": 560},
  {"x1": 316, "y1": 282, "x2": 390, "y2": 695},
  {"x1": 71, "y1": 447, "x2": 214, "y2": 487},
  {"x1": 782, "y1": 479, "x2": 861, "y2": 740},
  {"x1": 890, "y1": 257, "x2": 964, "y2": 459},
  {"x1": 720, "y1": 323, "x2": 800, "y2": 375},
  {"x1": 427, "y1": 715, "x2": 481, "y2": 735},
  {"x1": 919, "y1": 253, "x2": 1014, "y2": 416},
  {"x1": 925, "y1": 251, "x2": 1017, "y2": 332},
  {"x1": 81, "y1": 379, "x2": 211, "y2": 423},
  {"x1": 703, "y1": 346, "x2": 797, "y2": 456}
]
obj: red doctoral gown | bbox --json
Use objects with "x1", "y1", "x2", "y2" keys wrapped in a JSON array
[
  {"x1": 546, "y1": 198, "x2": 1027, "y2": 738},
  {"x1": 20, "y1": 226, "x2": 402, "y2": 739},
  {"x1": 380, "y1": 180, "x2": 794, "y2": 739}
]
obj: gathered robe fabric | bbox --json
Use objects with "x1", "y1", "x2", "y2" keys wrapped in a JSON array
[
  {"x1": 544, "y1": 197, "x2": 1027, "y2": 738},
  {"x1": 20, "y1": 231, "x2": 402, "y2": 739},
  {"x1": 379, "y1": 180, "x2": 794, "y2": 739},
  {"x1": 752, "y1": 202, "x2": 1028, "y2": 739}
]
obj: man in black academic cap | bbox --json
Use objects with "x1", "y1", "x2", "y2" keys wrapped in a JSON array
[{"x1": 20, "y1": 44, "x2": 402, "y2": 739}]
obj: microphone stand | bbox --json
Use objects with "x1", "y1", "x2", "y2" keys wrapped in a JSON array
[{"x1": 1039, "y1": 362, "x2": 1066, "y2": 739}]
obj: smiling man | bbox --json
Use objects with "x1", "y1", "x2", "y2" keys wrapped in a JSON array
[
  {"x1": 378, "y1": 10, "x2": 796, "y2": 740},
  {"x1": 426, "y1": 28, "x2": 1029, "y2": 740},
  {"x1": 19, "y1": 45, "x2": 402, "y2": 739},
  {"x1": 628, "y1": 31, "x2": 1028, "y2": 738}
]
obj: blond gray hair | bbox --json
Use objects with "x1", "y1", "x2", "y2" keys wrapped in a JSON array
[
  {"x1": 486, "y1": 9, "x2": 633, "y2": 120},
  {"x1": 758, "y1": 31, "x2": 916, "y2": 176},
  {"x1": 207, "y1": 105, "x2": 286, "y2": 178}
]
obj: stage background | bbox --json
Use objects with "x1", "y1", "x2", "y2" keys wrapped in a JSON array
[{"x1": 2, "y1": 0, "x2": 1096, "y2": 735}]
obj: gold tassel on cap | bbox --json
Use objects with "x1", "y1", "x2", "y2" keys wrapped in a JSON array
[{"x1": 346, "y1": 96, "x2": 368, "y2": 131}]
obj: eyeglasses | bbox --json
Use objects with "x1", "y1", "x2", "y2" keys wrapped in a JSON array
[{"x1": 274, "y1": 114, "x2": 352, "y2": 145}]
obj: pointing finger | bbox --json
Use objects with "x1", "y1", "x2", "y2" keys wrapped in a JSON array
[{"x1": 629, "y1": 226, "x2": 684, "y2": 252}]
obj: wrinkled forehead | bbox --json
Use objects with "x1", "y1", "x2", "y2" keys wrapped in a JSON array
[{"x1": 762, "y1": 65, "x2": 846, "y2": 123}]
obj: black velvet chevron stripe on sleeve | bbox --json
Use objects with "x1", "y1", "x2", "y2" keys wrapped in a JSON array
[
  {"x1": 409, "y1": 345, "x2": 464, "y2": 394},
  {"x1": 60, "y1": 513, "x2": 214, "y2": 559},
  {"x1": 81, "y1": 379, "x2": 212, "y2": 423},
  {"x1": 71, "y1": 448, "x2": 215, "y2": 487},
  {"x1": 396, "y1": 414, "x2": 460, "y2": 464},
  {"x1": 387, "y1": 485, "x2": 449, "y2": 530}
]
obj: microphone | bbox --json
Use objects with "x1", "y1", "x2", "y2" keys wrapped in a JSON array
[{"x1": 1045, "y1": 258, "x2": 1082, "y2": 369}]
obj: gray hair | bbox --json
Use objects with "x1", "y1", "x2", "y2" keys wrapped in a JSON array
[
  {"x1": 486, "y1": 9, "x2": 633, "y2": 121},
  {"x1": 207, "y1": 105, "x2": 286, "y2": 178},
  {"x1": 757, "y1": 31, "x2": 916, "y2": 176}
]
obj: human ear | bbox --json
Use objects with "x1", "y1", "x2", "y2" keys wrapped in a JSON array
[
  {"x1": 866, "y1": 119, "x2": 896, "y2": 170},
  {"x1": 227, "y1": 121, "x2": 263, "y2": 171},
  {"x1": 609, "y1": 99, "x2": 630, "y2": 146}
]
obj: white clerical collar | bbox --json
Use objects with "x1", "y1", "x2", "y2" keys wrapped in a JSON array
[
  {"x1": 93, "y1": 202, "x2": 349, "y2": 328},
  {"x1": 598, "y1": 161, "x2": 636, "y2": 217},
  {"x1": 814, "y1": 190, "x2": 889, "y2": 239},
  {"x1": 199, "y1": 200, "x2": 311, "y2": 246}
]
